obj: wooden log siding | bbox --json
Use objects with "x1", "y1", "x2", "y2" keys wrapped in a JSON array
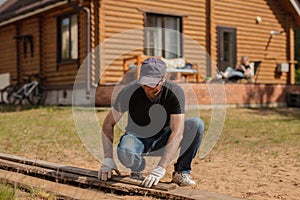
[
  {"x1": 17, "y1": 17, "x2": 40, "y2": 79},
  {"x1": 99, "y1": 0, "x2": 207, "y2": 84},
  {"x1": 0, "y1": 24, "x2": 17, "y2": 83},
  {"x1": 0, "y1": 0, "x2": 297, "y2": 88},
  {"x1": 212, "y1": 0, "x2": 290, "y2": 84},
  {"x1": 41, "y1": 5, "x2": 87, "y2": 87}
]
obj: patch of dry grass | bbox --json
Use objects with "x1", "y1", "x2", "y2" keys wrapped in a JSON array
[{"x1": 0, "y1": 106, "x2": 299, "y2": 165}]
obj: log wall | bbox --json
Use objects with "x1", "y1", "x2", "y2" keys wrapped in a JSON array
[{"x1": 211, "y1": 0, "x2": 291, "y2": 84}]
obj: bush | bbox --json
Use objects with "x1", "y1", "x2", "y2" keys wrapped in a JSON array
[{"x1": 296, "y1": 67, "x2": 300, "y2": 84}]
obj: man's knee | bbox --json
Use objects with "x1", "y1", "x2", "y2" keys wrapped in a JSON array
[
  {"x1": 117, "y1": 133, "x2": 145, "y2": 171},
  {"x1": 118, "y1": 133, "x2": 144, "y2": 153},
  {"x1": 186, "y1": 117, "x2": 205, "y2": 135},
  {"x1": 196, "y1": 117, "x2": 205, "y2": 134}
]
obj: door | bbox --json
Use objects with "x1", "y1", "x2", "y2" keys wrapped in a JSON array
[{"x1": 217, "y1": 26, "x2": 237, "y2": 71}]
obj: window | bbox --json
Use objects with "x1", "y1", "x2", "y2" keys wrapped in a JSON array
[
  {"x1": 145, "y1": 13, "x2": 182, "y2": 59},
  {"x1": 58, "y1": 13, "x2": 78, "y2": 62}
]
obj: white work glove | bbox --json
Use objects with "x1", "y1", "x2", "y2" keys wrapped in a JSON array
[
  {"x1": 98, "y1": 158, "x2": 121, "y2": 181},
  {"x1": 141, "y1": 166, "x2": 166, "y2": 188}
]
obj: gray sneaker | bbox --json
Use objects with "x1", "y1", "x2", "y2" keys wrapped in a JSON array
[
  {"x1": 172, "y1": 172, "x2": 196, "y2": 186},
  {"x1": 130, "y1": 172, "x2": 144, "y2": 180}
]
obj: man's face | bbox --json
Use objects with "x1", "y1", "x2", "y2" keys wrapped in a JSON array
[{"x1": 141, "y1": 81, "x2": 163, "y2": 101}]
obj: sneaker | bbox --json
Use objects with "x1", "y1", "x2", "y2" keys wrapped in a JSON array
[
  {"x1": 130, "y1": 172, "x2": 144, "y2": 180},
  {"x1": 172, "y1": 172, "x2": 196, "y2": 186}
]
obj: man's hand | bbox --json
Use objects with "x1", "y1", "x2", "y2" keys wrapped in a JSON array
[
  {"x1": 141, "y1": 166, "x2": 166, "y2": 188},
  {"x1": 98, "y1": 158, "x2": 121, "y2": 180}
]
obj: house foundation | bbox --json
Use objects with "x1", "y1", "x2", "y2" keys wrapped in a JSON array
[{"x1": 95, "y1": 83, "x2": 300, "y2": 108}]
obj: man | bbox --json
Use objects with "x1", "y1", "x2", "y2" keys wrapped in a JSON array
[{"x1": 99, "y1": 57, "x2": 205, "y2": 187}]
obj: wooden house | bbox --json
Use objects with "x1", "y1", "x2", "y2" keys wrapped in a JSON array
[{"x1": 0, "y1": 0, "x2": 299, "y2": 105}]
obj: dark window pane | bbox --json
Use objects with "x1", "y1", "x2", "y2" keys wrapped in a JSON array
[
  {"x1": 165, "y1": 17, "x2": 181, "y2": 58},
  {"x1": 70, "y1": 14, "x2": 78, "y2": 59},
  {"x1": 58, "y1": 14, "x2": 78, "y2": 61},
  {"x1": 61, "y1": 18, "x2": 70, "y2": 59},
  {"x1": 223, "y1": 32, "x2": 234, "y2": 66}
]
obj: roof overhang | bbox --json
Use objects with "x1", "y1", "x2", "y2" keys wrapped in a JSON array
[
  {"x1": 0, "y1": 0, "x2": 67, "y2": 27},
  {"x1": 280, "y1": 0, "x2": 300, "y2": 27},
  {"x1": 290, "y1": 0, "x2": 300, "y2": 15}
]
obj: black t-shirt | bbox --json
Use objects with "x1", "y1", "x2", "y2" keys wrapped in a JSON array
[
  {"x1": 236, "y1": 65, "x2": 250, "y2": 73},
  {"x1": 113, "y1": 80, "x2": 185, "y2": 139}
]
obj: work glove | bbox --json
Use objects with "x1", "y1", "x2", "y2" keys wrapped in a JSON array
[
  {"x1": 141, "y1": 166, "x2": 166, "y2": 188},
  {"x1": 98, "y1": 158, "x2": 121, "y2": 181}
]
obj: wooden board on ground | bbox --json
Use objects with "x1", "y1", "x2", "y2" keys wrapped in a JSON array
[
  {"x1": 0, "y1": 169, "x2": 120, "y2": 200},
  {"x1": 0, "y1": 152, "x2": 175, "y2": 191},
  {"x1": 0, "y1": 153, "x2": 243, "y2": 200}
]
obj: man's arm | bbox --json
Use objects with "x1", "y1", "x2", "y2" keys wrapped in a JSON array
[
  {"x1": 102, "y1": 108, "x2": 124, "y2": 158},
  {"x1": 141, "y1": 113, "x2": 185, "y2": 187},
  {"x1": 158, "y1": 113, "x2": 185, "y2": 168},
  {"x1": 99, "y1": 108, "x2": 124, "y2": 180}
]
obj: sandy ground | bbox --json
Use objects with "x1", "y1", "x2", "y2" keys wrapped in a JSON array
[
  {"x1": 38, "y1": 145, "x2": 299, "y2": 200},
  {"x1": 7, "y1": 144, "x2": 300, "y2": 200},
  {"x1": 186, "y1": 147, "x2": 300, "y2": 200}
]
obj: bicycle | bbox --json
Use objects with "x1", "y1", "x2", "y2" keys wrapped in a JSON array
[{"x1": 1, "y1": 73, "x2": 47, "y2": 105}]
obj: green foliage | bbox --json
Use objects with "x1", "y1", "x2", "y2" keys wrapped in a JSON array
[
  {"x1": 0, "y1": 184, "x2": 15, "y2": 200},
  {"x1": 296, "y1": 67, "x2": 300, "y2": 84}
]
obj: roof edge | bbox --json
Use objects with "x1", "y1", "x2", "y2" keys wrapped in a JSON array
[
  {"x1": 290, "y1": 0, "x2": 300, "y2": 16},
  {"x1": 0, "y1": 0, "x2": 67, "y2": 27}
]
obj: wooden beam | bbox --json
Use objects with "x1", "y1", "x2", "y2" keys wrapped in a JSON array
[
  {"x1": 0, "y1": 153, "x2": 243, "y2": 200},
  {"x1": 0, "y1": 158, "x2": 180, "y2": 199},
  {"x1": 0, "y1": 169, "x2": 121, "y2": 200},
  {"x1": 0, "y1": 153, "x2": 175, "y2": 191},
  {"x1": 288, "y1": 15, "x2": 295, "y2": 84}
]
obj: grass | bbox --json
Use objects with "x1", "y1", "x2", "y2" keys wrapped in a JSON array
[
  {"x1": 0, "y1": 105, "x2": 95, "y2": 163},
  {"x1": 0, "y1": 184, "x2": 15, "y2": 200},
  {"x1": 220, "y1": 108, "x2": 300, "y2": 149},
  {"x1": 0, "y1": 105, "x2": 299, "y2": 160},
  {"x1": 26, "y1": 186, "x2": 57, "y2": 200},
  {"x1": 0, "y1": 183, "x2": 57, "y2": 200}
]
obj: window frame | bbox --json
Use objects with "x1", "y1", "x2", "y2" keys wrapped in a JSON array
[
  {"x1": 57, "y1": 12, "x2": 79, "y2": 64},
  {"x1": 144, "y1": 13, "x2": 183, "y2": 58}
]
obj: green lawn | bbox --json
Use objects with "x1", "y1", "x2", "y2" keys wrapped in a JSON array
[
  {"x1": 0, "y1": 184, "x2": 15, "y2": 200},
  {"x1": 0, "y1": 105, "x2": 299, "y2": 162}
]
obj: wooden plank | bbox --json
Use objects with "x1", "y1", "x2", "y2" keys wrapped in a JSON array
[
  {"x1": 0, "y1": 158, "x2": 183, "y2": 199},
  {"x1": 0, "y1": 157, "x2": 244, "y2": 200},
  {"x1": 104, "y1": 0, "x2": 201, "y2": 13},
  {"x1": 0, "y1": 153, "x2": 175, "y2": 191},
  {"x1": 0, "y1": 169, "x2": 121, "y2": 200}
]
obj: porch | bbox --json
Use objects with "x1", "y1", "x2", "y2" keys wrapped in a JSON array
[{"x1": 95, "y1": 83, "x2": 300, "y2": 108}]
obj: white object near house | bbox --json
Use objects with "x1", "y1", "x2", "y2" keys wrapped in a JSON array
[
  {"x1": 277, "y1": 63, "x2": 289, "y2": 73},
  {"x1": 0, "y1": 73, "x2": 10, "y2": 90}
]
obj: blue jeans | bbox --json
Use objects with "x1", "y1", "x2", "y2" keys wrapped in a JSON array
[
  {"x1": 117, "y1": 117, "x2": 205, "y2": 174},
  {"x1": 225, "y1": 67, "x2": 244, "y2": 78}
]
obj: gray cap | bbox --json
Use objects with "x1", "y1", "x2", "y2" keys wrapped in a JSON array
[{"x1": 138, "y1": 57, "x2": 167, "y2": 88}]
